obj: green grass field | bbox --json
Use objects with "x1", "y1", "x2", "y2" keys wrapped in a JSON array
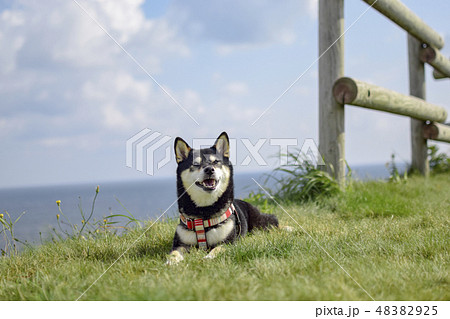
[{"x1": 0, "y1": 173, "x2": 449, "y2": 300}]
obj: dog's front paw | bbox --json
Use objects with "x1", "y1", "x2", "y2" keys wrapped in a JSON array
[
  {"x1": 166, "y1": 250, "x2": 184, "y2": 265},
  {"x1": 204, "y1": 246, "x2": 225, "y2": 260}
]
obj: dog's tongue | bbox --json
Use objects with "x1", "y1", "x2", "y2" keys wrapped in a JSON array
[{"x1": 203, "y1": 179, "x2": 216, "y2": 187}]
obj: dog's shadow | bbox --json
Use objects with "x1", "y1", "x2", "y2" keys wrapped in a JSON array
[
  {"x1": 132, "y1": 235, "x2": 173, "y2": 260},
  {"x1": 74, "y1": 232, "x2": 172, "y2": 263}
]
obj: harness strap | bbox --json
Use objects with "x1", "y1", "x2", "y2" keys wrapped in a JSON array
[
  {"x1": 180, "y1": 204, "x2": 236, "y2": 249},
  {"x1": 193, "y1": 219, "x2": 207, "y2": 248}
]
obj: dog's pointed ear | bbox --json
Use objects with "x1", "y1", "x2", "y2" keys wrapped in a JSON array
[
  {"x1": 213, "y1": 132, "x2": 230, "y2": 158},
  {"x1": 174, "y1": 137, "x2": 191, "y2": 164}
]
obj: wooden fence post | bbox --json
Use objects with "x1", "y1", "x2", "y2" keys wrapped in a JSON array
[
  {"x1": 362, "y1": 0, "x2": 444, "y2": 49},
  {"x1": 332, "y1": 77, "x2": 447, "y2": 122},
  {"x1": 318, "y1": 0, "x2": 345, "y2": 185},
  {"x1": 408, "y1": 35, "x2": 429, "y2": 176},
  {"x1": 423, "y1": 122, "x2": 450, "y2": 143},
  {"x1": 420, "y1": 46, "x2": 450, "y2": 78}
]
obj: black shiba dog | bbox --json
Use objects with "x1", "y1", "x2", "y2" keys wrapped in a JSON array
[{"x1": 167, "y1": 132, "x2": 279, "y2": 264}]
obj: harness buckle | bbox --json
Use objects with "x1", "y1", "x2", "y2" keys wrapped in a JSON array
[{"x1": 185, "y1": 216, "x2": 194, "y2": 230}]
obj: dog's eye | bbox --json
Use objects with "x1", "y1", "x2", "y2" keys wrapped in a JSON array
[
  {"x1": 213, "y1": 160, "x2": 220, "y2": 165},
  {"x1": 193, "y1": 163, "x2": 201, "y2": 167}
]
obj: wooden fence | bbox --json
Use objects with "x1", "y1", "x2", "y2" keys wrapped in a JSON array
[{"x1": 318, "y1": 0, "x2": 450, "y2": 185}]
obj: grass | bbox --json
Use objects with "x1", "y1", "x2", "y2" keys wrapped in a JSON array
[
  {"x1": 0, "y1": 173, "x2": 449, "y2": 300},
  {"x1": 267, "y1": 161, "x2": 341, "y2": 202}
]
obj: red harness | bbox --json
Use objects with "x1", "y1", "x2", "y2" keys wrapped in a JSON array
[{"x1": 180, "y1": 204, "x2": 236, "y2": 249}]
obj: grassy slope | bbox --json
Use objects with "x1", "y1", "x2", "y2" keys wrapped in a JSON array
[{"x1": 0, "y1": 174, "x2": 449, "y2": 300}]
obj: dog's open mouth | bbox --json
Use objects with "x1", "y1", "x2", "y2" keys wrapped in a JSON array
[{"x1": 196, "y1": 178, "x2": 218, "y2": 191}]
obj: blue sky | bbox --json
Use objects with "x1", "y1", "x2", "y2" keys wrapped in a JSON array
[{"x1": 0, "y1": 0, "x2": 449, "y2": 188}]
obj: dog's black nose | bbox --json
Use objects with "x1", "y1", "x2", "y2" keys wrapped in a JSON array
[{"x1": 204, "y1": 166, "x2": 215, "y2": 175}]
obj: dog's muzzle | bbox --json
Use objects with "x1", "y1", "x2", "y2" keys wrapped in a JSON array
[
  {"x1": 196, "y1": 177, "x2": 218, "y2": 191},
  {"x1": 195, "y1": 166, "x2": 219, "y2": 191}
]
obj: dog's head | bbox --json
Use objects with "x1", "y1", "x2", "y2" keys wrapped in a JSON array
[{"x1": 174, "y1": 132, "x2": 232, "y2": 207}]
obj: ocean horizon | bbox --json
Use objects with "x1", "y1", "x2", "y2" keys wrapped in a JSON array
[{"x1": 0, "y1": 163, "x2": 405, "y2": 250}]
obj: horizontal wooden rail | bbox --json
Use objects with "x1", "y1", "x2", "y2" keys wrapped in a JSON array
[
  {"x1": 433, "y1": 69, "x2": 447, "y2": 80},
  {"x1": 420, "y1": 46, "x2": 450, "y2": 78},
  {"x1": 332, "y1": 77, "x2": 448, "y2": 122},
  {"x1": 362, "y1": 0, "x2": 444, "y2": 49},
  {"x1": 423, "y1": 122, "x2": 450, "y2": 143}
]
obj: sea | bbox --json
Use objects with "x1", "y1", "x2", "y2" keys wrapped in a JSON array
[{"x1": 0, "y1": 164, "x2": 401, "y2": 250}]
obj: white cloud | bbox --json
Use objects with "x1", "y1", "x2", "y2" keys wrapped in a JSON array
[
  {"x1": 307, "y1": 0, "x2": 318, "y2": 20},
  {"x1": 0, "y1": 9, "x2": 25, "y2": 74},
  {"x1": 1, "y1": 0, "x2": 448, "y2": 187},
  {"x1": 95, "y1": 0, "x2": 147, "y2": 42},
  {"x1": 0, "y1": 0, "x2": 190, "y2": 142},
  {"x1": 167, "y1": 0, "x2": 315, "y2": 49},
  {"x1": 39, "y1": 137, "x2": 70, "y2": 148},
  {"x1": 222, "y1": 82, "x2": 249, "y2": 96}
]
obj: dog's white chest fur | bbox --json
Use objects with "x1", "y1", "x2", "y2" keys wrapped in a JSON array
[{"x1": 176, "y1": 218, "x2": 234, "y2": 247}]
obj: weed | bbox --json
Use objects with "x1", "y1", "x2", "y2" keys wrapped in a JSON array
[
  {"x1": 386, "y1": 153, "x2": 408, "y2": 183},
  {"x1": 53, "y1": 185, "x2": 141, "y2": 241},
  {"x1": 429, "y1": 145, "x2": 450, "y2": 174},
  {"x1": 245, "y1": 191, "x2": 275, "y2": 214},
  {"x1": 0, "y1": 211, "x2": 28, "y2": 256},
  {"x1": 248, "y1": 151, "x2": 340, "y2": 203}
]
